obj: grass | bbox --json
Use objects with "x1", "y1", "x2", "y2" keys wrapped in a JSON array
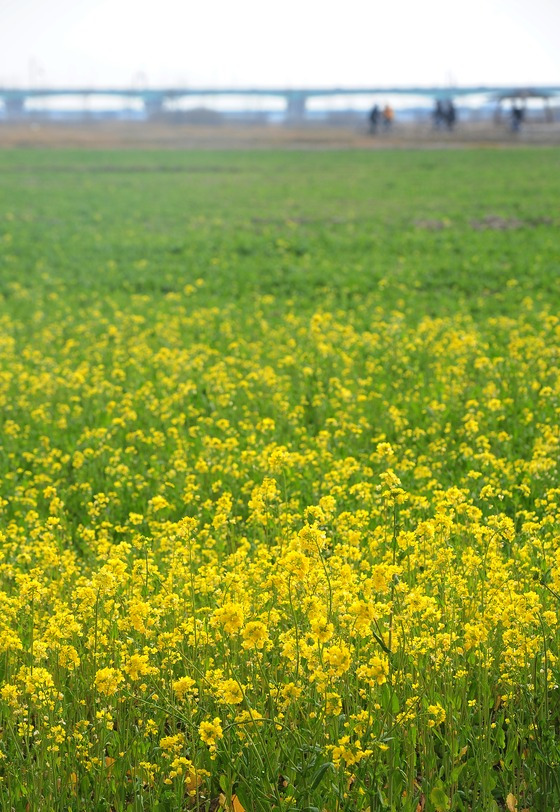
[{"x1": 0, "y1": 146, "x2": 559, "y2": 811}]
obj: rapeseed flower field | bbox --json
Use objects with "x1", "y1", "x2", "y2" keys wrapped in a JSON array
[{"x1": 0, "y1": 148, "x2": 560, "y2": 811}]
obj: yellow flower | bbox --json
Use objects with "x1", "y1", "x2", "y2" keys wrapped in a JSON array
[
  {"x1": 94, "y1": 667, "x2": 124, "y2": 697},
  {"x1": 0, "y1": 684, "x2": 19, "y2": 707},
  {"x1": 58, "y1": 645, "x2": 81, "y2": 671},
  {"x1": 357, "y1": 656, "x2": 389, "y2": 686},
  {"x1": 427, "y1": 703, "x2": 446, "y2": 727},
  {"x1": 172, "y1": 675, "x2": 198, "y2": 701},
  {"x1": 279, "y1": 682, "x2": 302, "y2": 706},
  {"x1": 212, "y1": 602, "x2": 244, "y2": 634},
  {"x1": 217, "y1": 678, "x2": 244, "y2": 704},
  {"x1": 241, "y1": 621, "x2": 269, "y2": 650},
  {"x1": 329, "y1": 736, "x2": 373, "y2": 767},
  {"x1": 18, "y1": 667, "x2": 56, "y2": 705},
  {"x1": 325, "y1": 692, "x2": 342, "y2": 715},
  {"x1": 283, "y1": 549, "x2": 310, "y2": 579},
  {"x1": 149, "y1": 495, "x2": 170, "y2": 512},
  {"x1": 199, "y1": 717, "x2": 223, "y2": 758},
  {"x1": 160, "y1": 732, "x2": 185, "y2": 754},
  {"x1": 310, "y1": 616, "x2": 334, "y2": 643},
  {"x1": 324, "y1": 643, "x2": 352, "y2": 677},
  {"x1": 124, "y1": 653, "x2": 154, "y2": 681}
]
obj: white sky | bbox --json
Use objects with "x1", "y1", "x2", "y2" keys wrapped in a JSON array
[{"x1": 0, "y1": 0, "x2": 559, "y2": 90}]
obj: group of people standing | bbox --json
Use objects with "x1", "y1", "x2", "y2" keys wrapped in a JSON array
[
  {"x1": 368, "y1": 99, "x2": 457, "y2": 135},
  {"x1": 368, "y1": 104, "x2": 394, "y2": 134},
  {"x1": 433, "y1": 99, "x2": 457, "y2": 130}
]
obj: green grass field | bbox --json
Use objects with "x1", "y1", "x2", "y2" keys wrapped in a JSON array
[
  {"x1": 1, "y1": 148, "x2": 559, "y2": 313},
  {"x1": 0, "y1": 147, "x2": 560, "y2": 811}
]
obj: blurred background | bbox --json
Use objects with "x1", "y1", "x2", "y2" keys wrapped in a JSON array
[{"x1": 1, "y1": 0, "x2": 559, "y2": 143}]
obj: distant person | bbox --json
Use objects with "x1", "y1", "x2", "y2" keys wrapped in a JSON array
[
  {"x1": 382, "y1": 104, "x2": 394, "y2": 130},
  {"x1": 511, "y1": 103, "x2": 523, "y2": 133},
  {"x1": 369, "y1": 104, "x2": 380, "y2": 134},
  {"x1": 444, "y1": 99, "x2": 457, "y2": 130},
  {"x1": 433, "y1": 100, "x2": 444, "y2": 130}
]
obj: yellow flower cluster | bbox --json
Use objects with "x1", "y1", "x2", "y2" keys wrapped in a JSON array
[{"x1": 0, "y1": 291, "x2": 559, "y2": 807}]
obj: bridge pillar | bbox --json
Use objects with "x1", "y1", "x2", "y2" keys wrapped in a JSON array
[
  {"x1": 3, "y1": 97, "x2": 26, "y2": 119},
  {"x1": 143, "y1": 95, "x2": 165, "y2": 119},
  {"x1": 285, "y1": 92, "x2": 308, "y2": 123}
]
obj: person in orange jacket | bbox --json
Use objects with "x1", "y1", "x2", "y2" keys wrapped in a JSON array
[{"x1": 382, "y1": 104, "x2": 394, "y2": 130}]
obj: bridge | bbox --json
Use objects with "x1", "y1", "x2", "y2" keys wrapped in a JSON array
[{"x1": 1, "y1": 86, "x2": 559, "y2": 120}]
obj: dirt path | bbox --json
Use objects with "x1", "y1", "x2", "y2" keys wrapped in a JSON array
[{"x1": 1, "y1": 119, "x2": 559, "y2": 149}]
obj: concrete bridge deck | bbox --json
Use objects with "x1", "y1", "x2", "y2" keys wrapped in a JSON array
[{"x1": 1, "y1": 85, "x2": 559, "y2": 119}]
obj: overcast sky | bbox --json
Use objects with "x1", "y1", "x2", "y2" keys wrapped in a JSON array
[{"x1": 1, "y1": 0, "x2": 559, "y2": 89}]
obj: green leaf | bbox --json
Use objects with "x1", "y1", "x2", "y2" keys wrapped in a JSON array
[
  {"x1": 495, "y1": 725, "x2": 505, "y2": 749},
  {"x1": 451, "y1": 793, "x2": 466, "y2": 812},
  {"x1": 235, "y1": 783, "x2": 252, "y2": 812},
  {"x1": 504, "y1": 732, "x2": 519, "y2": 769},
  {"x1": 377, "y1": 787, "x2": 390, "y2": 808},
  {"x1": 380, "y1": 684, "x2": 400, "y2": 713},
  {"x1": 371, "y1": 628, "x2": 391, "y2": 654},
  {"x1": 430, "y1": 786, "x2": 451, "y2": 811},
  {"x1": 449, "y1": 762, "x2": 466, "y2": 783},
  {"x1": 310, "y1": 761, "x2": 335, "y2": 790}
]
